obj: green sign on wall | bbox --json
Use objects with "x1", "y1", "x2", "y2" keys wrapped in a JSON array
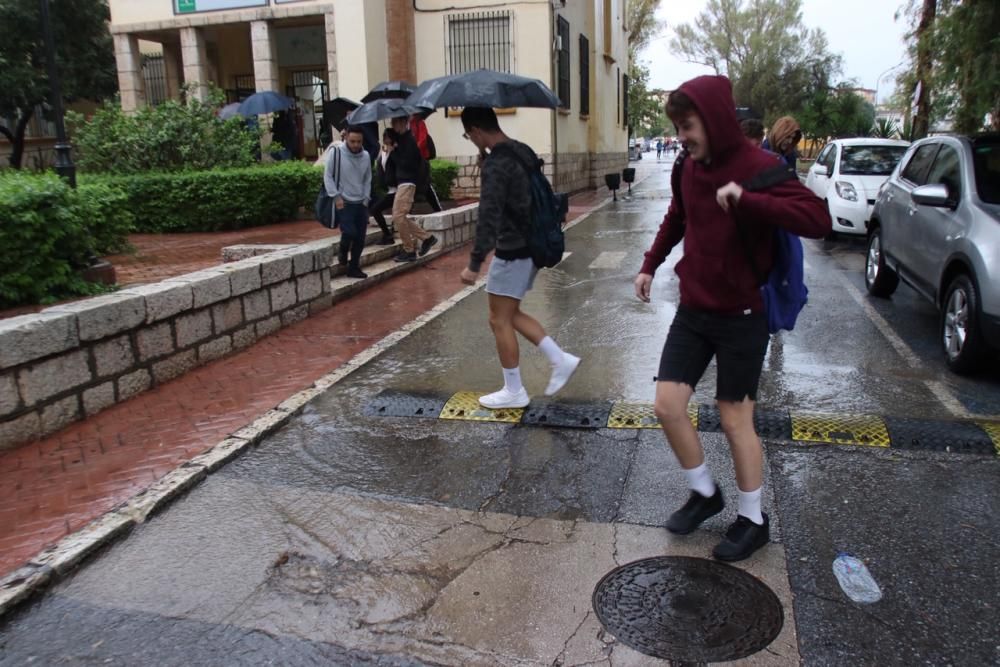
[
  {"x1": 174, "y1": 0, "x2": 268, "y2": 14},
  {"x1": 177, "y1": 0, "x2": 196, "y2": 12}
]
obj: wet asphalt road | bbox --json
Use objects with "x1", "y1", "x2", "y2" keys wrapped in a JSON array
[{"x1": 1, "y1": 159, "x2": 998, "y2": 665}]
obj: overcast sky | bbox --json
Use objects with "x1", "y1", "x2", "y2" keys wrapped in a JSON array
[{"x1": 641, "y1": 0, "x2": 911, "y2": 105}]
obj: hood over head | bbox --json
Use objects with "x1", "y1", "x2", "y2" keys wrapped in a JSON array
[{"x1": 676, "y1": 75, "x2": 745, "y2": 161}]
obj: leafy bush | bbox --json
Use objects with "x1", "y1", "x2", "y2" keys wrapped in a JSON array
[
  {"x1": 84, "y1": 162, "x2": 322, "y2": 233},
  {"x1": 0, "y1": 171, "x2": 131, "y2": 308},
  {"x1": 67, "y1": 88, "x2": 262, "y2": 174},
  {"x1": 429, "y1": 159, "x2": 460, "y2": 201}
]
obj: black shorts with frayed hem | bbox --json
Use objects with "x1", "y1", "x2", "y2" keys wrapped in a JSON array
[{"x1": 656, "y1": 305, "x2": 770, "y2": 402}]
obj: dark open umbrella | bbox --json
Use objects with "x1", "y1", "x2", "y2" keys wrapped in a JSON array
[
  {"x1": 361, "y1": 80, "x2": 417, "y2": 103},
  {"x1": 237, "y1": 91, "x2": 294, "y2": 116},
  {"x1": 346, "y1": 98, "x2": 431, "y2": 125},
  {"x1": 404, "y1": 69, "x2": 561, "y2": 110},
  {"x1": 323, "y1": 97, "x2": 361, "y2": 131}
]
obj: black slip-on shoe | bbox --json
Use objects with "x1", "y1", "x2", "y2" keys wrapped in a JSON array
[
  {"x1": 419, "y1": 235, "x2": 438, "y2": 256},
  {"x1": 666, "y1": 488, "x2": 725, "y2": 535},
  {"x1": 712, "y1": 513, "x2": 770, "y2": 562},
  {"x1": 377, "y1": 235, "x2": 395, "y2": 245},
  {"x1": 345, "y1": 268, "x2": 368, "y2": 279},
  {"x1": 393, "y1": 251, "x2": 417, "y2": 263}
]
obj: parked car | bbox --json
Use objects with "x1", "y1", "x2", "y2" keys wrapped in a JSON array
[
  {"x1": 865, "y1": 133, "x2": 1000, "y2": 373},
  {"x1": 806, "y1": 138, "x2": 911, "y2": 235}
]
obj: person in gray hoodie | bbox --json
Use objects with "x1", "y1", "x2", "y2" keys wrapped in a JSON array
[
  {"x1": 326, "y1": 125, "x2": 373, "y2": 279},
  {"x1": 458, "y1": 107, "x2": 580, "y2": 409}
]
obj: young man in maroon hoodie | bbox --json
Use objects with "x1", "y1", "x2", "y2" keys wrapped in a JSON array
[{"x1": 634, "y1": 76, "x2": 829, "y2": 561}]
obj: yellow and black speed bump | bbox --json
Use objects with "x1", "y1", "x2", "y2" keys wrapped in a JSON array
[
  {"x1": 522, "y1": 399, "x2": 611, "y2": 429},
  {"x1": 439, "y1": 391, "x2": 524, "y2": 423},
  {"x1": 363, "y1": 390, "x2": 448, "y2": 419},
  {"x1": 884, "y1": 416, "x2": 995, "y2": 455},
  {"x1": 791, "y1": 412, "x2": 891, "y2": 447},
  {"x1": 365, "y1": 390, "x2": 997, "y2": 456}
]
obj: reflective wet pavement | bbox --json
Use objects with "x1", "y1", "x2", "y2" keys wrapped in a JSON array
[{"x1": 2, "y1": 159, "x2": 998, "y2": 665}]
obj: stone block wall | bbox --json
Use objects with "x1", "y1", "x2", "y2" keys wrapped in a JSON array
[
  {"x1": 0, "y1": 241, "x2": 335, "y2": 451},
  {"x1": 588, "y1": 152, "x2": 629, "y2": 190},
  {"x1": 444, "y1": 151, "x2": 629, "y2": 197}
]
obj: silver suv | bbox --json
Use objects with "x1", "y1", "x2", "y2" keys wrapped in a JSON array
[{"x1": 865, "y1": 133, "x2": 1000, "y2": 373}]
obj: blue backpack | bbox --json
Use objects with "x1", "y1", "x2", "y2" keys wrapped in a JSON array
[
  {"x1": 673, "y1": 152, "x2": 806, "y2": 334},
  {"x1": 492, "y1": 145, "x2": 569, "y2": 268}
]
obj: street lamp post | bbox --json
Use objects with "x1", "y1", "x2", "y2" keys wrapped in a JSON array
[
  {"x1": 874, "y1": 61, "x2": 905, "y2": 115},
  {"x1": 39, "y1": 0, "x2": 76, "y2": 188}
]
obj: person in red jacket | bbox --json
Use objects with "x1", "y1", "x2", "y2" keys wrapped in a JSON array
[{"x1": 634, "y1": 75, "x2": 829, "y2": 562}]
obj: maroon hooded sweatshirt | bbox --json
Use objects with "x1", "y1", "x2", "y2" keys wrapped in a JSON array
[{"x1": 639, "y1": 76, "x2": 830, "y2": 314}]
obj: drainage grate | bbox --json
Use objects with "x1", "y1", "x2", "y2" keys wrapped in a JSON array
[
  {"x1": 362, "y1": 390, "x2": 449, "y2": 419},
  {"x1": 592, "y1": 556, "x2": 783, "y2": 663},
  {"x1": 791, "y1": 412, "x2": 890, "y2": 447},
  {"x1": 521, "y1": 399, "x2": 611, "y2": 429},
  {"x1": 607, "y1": 402, "x2": 661, "y2": 429},
  {"x1": 755, "y1": 408, "x2": 793, "y2": 440},
  {"x1": 885, "y1": 417, "x2": 996, "y2": 455},
  {"x1": 439, "y1": 391, "x2": 525, "y2": 423}
]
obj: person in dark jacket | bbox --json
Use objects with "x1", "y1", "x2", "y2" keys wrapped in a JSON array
[
  {"x1": 368, "y1": 128, "x2": 398, "y2": 245},
  {"x1": 410, "y1": 113, "x2": 443, "y2": 211},
  {"x1": 762, "y1": 115, "x2": 801, "y2": 167},
  {"x1": 634, "y1": 76, "x2": 829, "y2": 562},
  {"x1": 389, "y1": 116, "x2": 437, "y2": 262},
  {"x1": 458, "y1": 107, "x2": 581, "y2": 410}
]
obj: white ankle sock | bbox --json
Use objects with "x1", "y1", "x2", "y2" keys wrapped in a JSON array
[
  {"x1": 683, "y1": 463, "x2": 716, "y2": 498},
  {"x1": 538, "y1": 336, "x2": 564, "y2": 366},
  {"x1": 502, "y1": 366, "x2": 523, "y2": 393},
  {"x1": 738, "y1": 487, "x2": 764, "y2": 525}
]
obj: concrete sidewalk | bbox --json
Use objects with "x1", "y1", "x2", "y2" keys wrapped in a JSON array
[{"x1": 0, "y1": 188, "x2": 609, "y2": 580}]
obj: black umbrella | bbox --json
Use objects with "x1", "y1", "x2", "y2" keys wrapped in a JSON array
[
  {"x1": 323, "y1": 97, "x2": 361, "y2": 131},
  {"x1": 346, "y1": 97, "x2": 431, "y2": 125},
  {"x1": 361, "y1": 80, "x2": 417, "y2": 103},
  {"x1": 404, "y1": 69, "x2": 561, "y2": 110}
]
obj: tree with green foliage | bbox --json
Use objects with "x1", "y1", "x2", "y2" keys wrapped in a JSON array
[
  {"x1": 670, "y1": 0, "x2": 845, "y2": 124},
  {"x1": 0, "y1": 0, "x2": 117, "y2": 169},
  {"x1": 627, "y1": 0, "x2": 665, "y2": 61},
  {"x1": 625, "y1": 0, "x2": 666, "y2": 137}
]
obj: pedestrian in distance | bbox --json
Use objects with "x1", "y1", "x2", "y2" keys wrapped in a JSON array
[
  {"x1": 369, "y1": 128, "x2": 399, "y2": 245},
  {"x1": 325, "y1": 125, "x2": 373, "y2": 280},
  {"x1": 763, "y1": 115, "x2": 802, "y2": 168},
  {"x1": 458, "y1": 107, "x2": 581, "y2": 409},
  {"x1": 656, "y1": 138, "x2": 663, "y2": 160},
  {"x1": 740, "y1": 118, "x2": 765, "y2": 148},
  {"x1": 634, "y1": 76, "x2": 829, "y2": 561},
  {"x1": 389, "y1": 116, "x2": 438, "y2": 263}
]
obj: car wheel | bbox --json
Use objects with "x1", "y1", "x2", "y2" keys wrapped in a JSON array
[
  {"x1": 942, "y1": 274, "x2": 987, "y2": 374},
  {"x1": 865, "y1": 227, "x2": 898, "y2": 297},
  {"x1": 823, "y1": 200, "x2": 838, "y2": 240}
]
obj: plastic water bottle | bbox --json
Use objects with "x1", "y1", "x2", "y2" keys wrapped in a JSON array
[{"x1": 832, "y1": 553, "x2": 882, "y2": 603}]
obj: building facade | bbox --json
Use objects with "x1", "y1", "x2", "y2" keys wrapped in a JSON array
[{"x1": 106, "y1": 0, "x2": 629, "y2": 191}]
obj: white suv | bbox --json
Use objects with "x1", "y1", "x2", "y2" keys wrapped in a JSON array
[{"x1": 806, "y1": 138, "x2": 910, "y2": 235}]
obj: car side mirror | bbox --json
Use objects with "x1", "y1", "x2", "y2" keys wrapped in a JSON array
[
  {"x1": 912, "y1": 183, "x2": 952, "y2": 208},
  {"x1": 814, "y1": 165, "x2": 828, "y2": 176}
]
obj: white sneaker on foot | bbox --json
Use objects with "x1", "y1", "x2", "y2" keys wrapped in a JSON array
[
  {"x1": 545, "y1": 353, "x2": 581, "y2": 396},
  {"x1": 478, "y1": 387, "x2": 530, "y2": 409}
]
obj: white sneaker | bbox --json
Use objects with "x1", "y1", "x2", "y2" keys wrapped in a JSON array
[
  {"x1": 545, "y1": 353, "x2": 581, "y2": 396},
  {"x1": 478, "y1": 387, "x2": 530, "y2": 409}
]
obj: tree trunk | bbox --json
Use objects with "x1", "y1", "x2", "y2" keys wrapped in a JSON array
[
  {"x1": 912, "y1": 0, "x2": 937, "y2": 139},
  {"x1": 5, "y1": 110, "x2": 34, "y2": 169}
]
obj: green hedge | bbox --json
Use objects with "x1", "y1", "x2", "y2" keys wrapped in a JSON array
[
  {"x1": 84, "y1": 161, "x2": 321, "y2": 233},
  {"x1": 0, "y1": 172, "x2": 133, "y2": 308},
  {"x1": 430, "y1": 159, "x2": 460, "y2": 201}
]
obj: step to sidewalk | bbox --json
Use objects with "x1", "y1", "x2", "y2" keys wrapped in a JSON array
[
  {"x1": 329, "y1": 239, "x2": 403, "y2": 278},
  {"x1": 330, "y1": 244, "x2": 447, "y2": 304}
]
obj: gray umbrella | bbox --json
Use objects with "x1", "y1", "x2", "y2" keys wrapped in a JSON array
[
  {"x1": 361, "y1": 80, "x2": 417, "y2": 103},
  {"x1": 237, "y1": 91, "x2": 294, "y2": 116},
  {"x1": 346, "y1": 98, "x2": 430, "y2": 125},
  {"x1": 404, "y1": 69, "x2": 561, "y2": 109}
]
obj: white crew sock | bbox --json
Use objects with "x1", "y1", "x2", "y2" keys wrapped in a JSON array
[
  {"x1": 502, "y1": 366, "x2": 523, "y2": 393},
  {"x1": 738, "y1": 487, "x2": 764, "y2": 525},
  {"x1": 538, "y1": 336, "x2": 564, "y2": 366},
  {"x1": 683, "y1": 463, "x2": 716, "y2": 498}
]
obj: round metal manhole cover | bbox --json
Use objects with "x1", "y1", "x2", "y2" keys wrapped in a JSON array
[{"x1": 592, "y1": 556, "x2": 783, "y2": 663}]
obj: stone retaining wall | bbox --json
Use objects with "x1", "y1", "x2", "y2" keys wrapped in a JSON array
[
  {"x1": 0, "y1": 204, "x2": 479, "y2": 452},
  {"x1": 444, "y1": 151, "x2": 629, "y2": 197}
]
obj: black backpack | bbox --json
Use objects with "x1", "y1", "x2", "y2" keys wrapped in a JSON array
[{"x1": 492, "y1": 145, "x2": 569, "y2": 268}]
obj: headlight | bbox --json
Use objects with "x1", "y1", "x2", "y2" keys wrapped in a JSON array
[{"x1": 835, "y1": 181, "x2": 858, "y2": 201}]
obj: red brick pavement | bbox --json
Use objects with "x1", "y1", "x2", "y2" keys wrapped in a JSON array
[{"x1": 0, "y1": 189, "x2": 607, "y2": 578}]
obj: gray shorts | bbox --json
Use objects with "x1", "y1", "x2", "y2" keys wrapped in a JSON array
[{"x1": 486, "y1": 257, "x2": 538, "y2": 300}]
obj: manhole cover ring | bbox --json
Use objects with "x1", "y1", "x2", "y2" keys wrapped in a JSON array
[{"x1": 592, "y1": 556, "x2": 784, "y2": 662}]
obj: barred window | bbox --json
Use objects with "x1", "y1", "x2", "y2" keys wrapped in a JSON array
[
  {"x1": 142, "y1": 54, "x2": 168, "y2": 106},
  {"x1": 447, "y1": 11, "x2": 512, "y2": 75},
  {"x1": 623, "y1": 73, "x2": 630, "y2": 129},
  {"x1": 556, "y1": 16, "x2": 570, "y2": 108},
  {"x1": 579, "y1": 34, "x2": 590, "y2": 115}
]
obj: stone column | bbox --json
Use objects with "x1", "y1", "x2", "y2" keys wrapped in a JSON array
[
  {"x1": 385, "y1": 0, "x2": 416, "y2": 83},
  {"x1": 324, "y1": 10, "x2": 338, "y2": 97},
  {"x1": 113, "y1": 34, "x2": 146, "y2": 112},
  {"x1": 180, "y1": 27, "x2": 209, "y2": 102},
  {"x1": 162, "y1": 41, "x2": 183, "y2": 101},
  {"x1": 251, "y1": 20, "x2": 279, "y2": 93}
]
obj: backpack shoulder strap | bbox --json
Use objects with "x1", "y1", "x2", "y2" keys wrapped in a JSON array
[
  {"x1": 670, "y1": 149, "x2": 688, "y2": 214},
  {"x1": 335, "y1": 148, "x2": 342, "y2": 191}
]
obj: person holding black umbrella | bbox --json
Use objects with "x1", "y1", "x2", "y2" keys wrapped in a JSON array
[{"x1": 389, "y1": 116, "x2": 437, "y2": 263}]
